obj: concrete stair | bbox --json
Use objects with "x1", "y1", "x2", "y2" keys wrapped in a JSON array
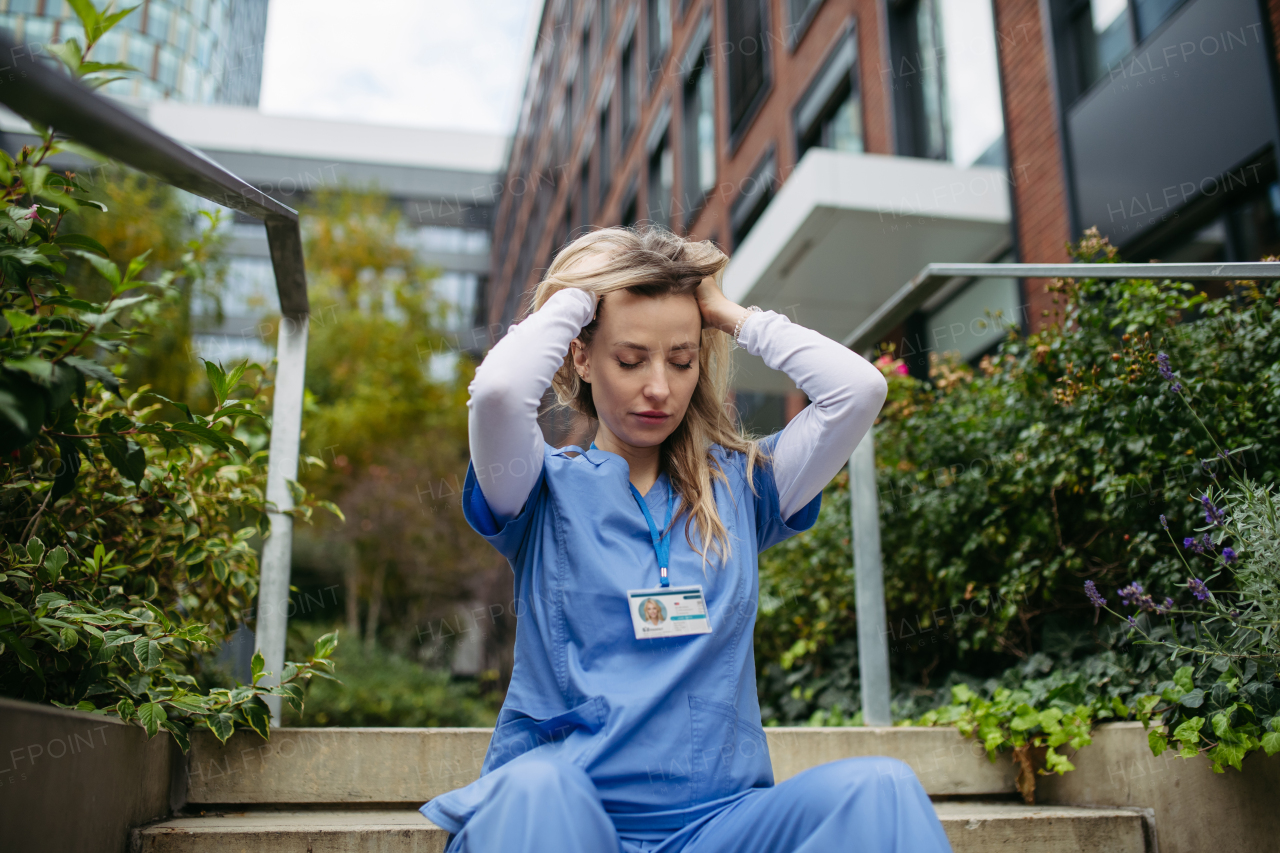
[{"x1": 133, "y1": 727, "x2": 1155, "y2": 852}]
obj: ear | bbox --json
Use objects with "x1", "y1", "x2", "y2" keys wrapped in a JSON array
[{"x1": 570, "y1": 338, "x2": 591, "y2": 383}]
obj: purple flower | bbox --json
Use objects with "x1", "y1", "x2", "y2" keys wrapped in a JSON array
[
  {"x1": 1183, "y1": 536, "x2": 1196, "y2": 550},
  {"x1": 1201, "y1": 495, "x2": 1225, "y2": 526},
  {"x1": 1127, "y1": 616, "x2": 1138, "y2": 627},
  {"x1": 1085, "y1": 580, "x2": 1106, "y2": 608},
  {"x1": 1222, "y1": 547, "x2": 1237, "y2": 564},
  {"x1": 1157, "y1": 597, "x2": 1174, "y2": 615},
  {"x1": 1201, "y1": 534, "x2": 1216, "y2": 553},
  {"x1": 1188, "y1": 578, "x2": 1209, "y2": 601},
  {"x1": 1156, "y1": 352, "x2": 1174, "y2": 382},
  {"x1": 1160, "y1": 515, "x2": 1168, "y2": 529},
  {"x1": 1117, "y1": 582, "x2": 1145, "y2": 606},
  {"x1": 1172, "y1": 382, "x2": 1183, "y2": 392}
]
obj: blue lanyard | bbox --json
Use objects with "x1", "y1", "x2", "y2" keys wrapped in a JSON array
[{"x1": 592, "y1": 443, "x2": 676, "y2": 587}]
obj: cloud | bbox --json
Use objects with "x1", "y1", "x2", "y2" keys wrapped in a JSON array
[{"x1": 259, "y1": 0, "x2": 536, "y2": 133}]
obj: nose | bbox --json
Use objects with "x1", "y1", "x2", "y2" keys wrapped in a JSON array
[{"x1": 643, "y1": 360, "x2": 671, "y2": 403}]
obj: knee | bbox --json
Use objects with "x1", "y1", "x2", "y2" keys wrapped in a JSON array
[
  {"x1": 804, "y1": 757, "x2": 925, "y2": 806},
  {"x1": 494, "y1": 757, "x2": 596, "y2": 801}
]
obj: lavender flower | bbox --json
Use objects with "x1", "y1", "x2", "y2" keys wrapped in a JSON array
[
  {"x1": 1156, "y1": 352, "x2": 1174, "y2": 382},
  {"x1": 1201, "y1": 495, "x2": 1225, "y2": 526},
  {"x1": 1222, "y1": 547, "x2": 1237, "y2": 564},
  {"x1": 1084, "y1": 580, "x2": 1106, "y2": 608},
  {"x1": 1187, "y1": 578, "x2": 1209, "y2": 601},
  {"x1": 1117, "y1": 582, "x2": 1144, "y2": 606},
  {"x1": 1160, "y1": 515, "x2": 1168, "y2": 529},
  {"x1": 1127, "y1": 616, "x2": 1138, "y2": 627},
  {"x1": 1183, "y1": 536, "x2": 1197, "y2": 551},
  {"x1": 1158, "y1": 597, "x2": 1174, "y2": 615},
  {"x1": 1172, "y1": 382, "x2": 1183, "y2": 392}
]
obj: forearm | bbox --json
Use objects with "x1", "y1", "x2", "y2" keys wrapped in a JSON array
[
  {"x1": 737, "y1": 310, "x2": 888, "y2": 519},
  {"x1": 468, "y1": 287, "x2": 597, "y2": 521}
]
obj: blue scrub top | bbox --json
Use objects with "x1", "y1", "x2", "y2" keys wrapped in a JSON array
[{"x1": 420, "y1": 433, "x2": 822, "y2": 835}]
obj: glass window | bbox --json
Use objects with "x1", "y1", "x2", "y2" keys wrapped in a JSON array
[
  {"x1": 157, "y1": 44, "x2": 179, "y2": 89},
  {"x1": 647, "y1": 0, "x2": 671, "y2": 84},
  {"x1": 788, "y1": 0, "x2": 824, "y2": 44},
  {"x1": 598, "y1": 103, "x2": 613, "y2": 210},
  {"x1": 647, "y1": 128, "x2": 673, "y2": 227},
  {"x1": 434, "y1": 271, "x2": 481, "y2": 332},
  {"x1": 1134, "y1": 0, "x2": 1189, "y2": 41},
  {"x1": 621, "y1": 37, "x2": 638, "y2": 146},
  {"x1": 795, "y1": 25, "x2": 863, "y2": 160},
  {"x1": 10, "y1": 0, "x2": 40, "y2": 16},
  {"x1": 23, "y1": 16, "x2": 54, "y2": 47},
  {"x1": 579, "y1": 161, "x2": 592, "y2": 229},
  {"x1": 681, "y1": 45, "x2": 716, "y2": 222},
  {"x1": 147, "y1": 1, "x2": 172, "y2": 40},
  {"x1": 94, "y1": 30, "x2": 122, "y2": 62},
  {"x1": 128, "y1": 34, "x2": 155, "y2": 78},
  {"x1": 730, "y1": 148, "x2": 777, "y2": 247},
  {"x1": 725, "y1": 0, "x2": 771, "y2": 142},
  {"x1": 1055, "y1": 0, "x2": 1135, "y2": 104},
  {"x1": 411, "y1": 226, "x2": 491, "y2": 255}
]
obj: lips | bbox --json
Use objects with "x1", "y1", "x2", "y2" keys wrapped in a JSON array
[{"x1": 632, "y1": 411, "x2": 671, "y2": 426}]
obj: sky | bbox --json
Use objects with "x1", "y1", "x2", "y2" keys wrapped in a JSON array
[{"x1": 258, "y1": 0, "x2": 538, "y2": 136}]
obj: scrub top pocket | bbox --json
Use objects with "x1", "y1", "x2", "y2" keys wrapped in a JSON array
[
  {"x1": 483, "y1": 696, "x2": 610, "y2": 774},
  {"x1": 687, "y1": 695, "x2": 772, "y2": 804}
]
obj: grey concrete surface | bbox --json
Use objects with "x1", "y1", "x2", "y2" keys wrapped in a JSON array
[
  {"x1": 1038, "y1": 721, "x2": 1280, "y2": 853},
  {"x1": 0, "y1": 697, "x2": 177, "y2": 853},
  {"x1": 136, "y1": 803, "x2": 1147, "y2": 853},
  {"x1": 187, "y1": 725, "x2": 1017, "y2": 804}
]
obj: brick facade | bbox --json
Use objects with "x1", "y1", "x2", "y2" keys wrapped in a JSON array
[{"x1": 990, "y1": 0, "x2": 1072, "y2": 333}]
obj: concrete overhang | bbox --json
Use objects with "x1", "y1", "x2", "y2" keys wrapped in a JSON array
[{"x1": 722, "y1": 149, "x2": 1011, "y2": 393}]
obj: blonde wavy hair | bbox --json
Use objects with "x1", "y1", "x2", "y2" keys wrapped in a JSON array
[{"x1": 529, "y1": 225, "x2": 768, "y2": 567}]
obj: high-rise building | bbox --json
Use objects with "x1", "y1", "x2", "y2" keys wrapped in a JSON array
[
  {"x1": 486, "y1": 0, "x2": 1280, "y2": 434},
  {"x1": 1, "y1": 0, "x2": 269, "y2": 106}
]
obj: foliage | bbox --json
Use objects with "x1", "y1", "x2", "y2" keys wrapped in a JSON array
[
  {"x1": 1084, "y1": 354, "x2": 1280, "y2": 773},
  {"x1": 0, "y1": 1, "x2": 338, "y2": 748},
  {"x1": 288, "y1": 189, "x2": 506, "y2": 662},
  {"x1": 754, "y1": 228, "x2": 1280, "y2": 727},
  {"x1": 280, "y1": 622, "x2": 498, "y2": 728}
]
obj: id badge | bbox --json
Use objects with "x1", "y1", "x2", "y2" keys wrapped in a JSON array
[{"x1": 627, "y1": 585, "x2": 713, "y2": 640}]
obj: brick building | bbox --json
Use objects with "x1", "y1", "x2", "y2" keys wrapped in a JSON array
[{"x1": 484, "y1": 0, "x2": 1280, "y2": 432}]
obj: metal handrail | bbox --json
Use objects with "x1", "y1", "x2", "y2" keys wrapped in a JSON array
[
  {"x1": 0, "y1": 33, "x2": 309, "y2": 724},
  {"x1": 843, "y1": 261, "x2": 1280, "y2": 354}
]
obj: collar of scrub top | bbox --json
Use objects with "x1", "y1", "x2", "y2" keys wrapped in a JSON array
[{"x1": 590, "y1": 441, "x2": 676, "y2": 587}]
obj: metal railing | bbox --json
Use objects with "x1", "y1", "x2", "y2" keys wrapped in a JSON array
[
  {"x1": 848, "y1": 259, "x2": 1278, "y2": 725},
  {"x1": 0, "y1": 32, "x2": 309, "y2": 724}
]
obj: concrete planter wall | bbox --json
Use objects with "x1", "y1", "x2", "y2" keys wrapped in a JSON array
[
  {"x1": 1038, "y1": 721, "x2": 1280, "y2": 853},
  {"x1": 0, "y1": 697, "x2": 179, "y2": 853}
]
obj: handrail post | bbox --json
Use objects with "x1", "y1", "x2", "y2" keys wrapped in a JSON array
[
  {"x1": 256, "y1": 314, "x2": 309, "y2": 725},
  {"x1": 850, "y1": 427, "x2": 891, "y2": 726}
]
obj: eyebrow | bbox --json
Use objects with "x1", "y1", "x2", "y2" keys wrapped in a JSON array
[{"x1": 613, "y1": 341, "x2": 700, "y2": 352}]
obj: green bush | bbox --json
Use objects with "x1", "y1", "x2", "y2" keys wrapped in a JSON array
[
  {"x1": 281, "y1": 623, "x2": 498, "y2": 728},
  {"x1": 755, "y1": 230, "x2": 1280, "y2": 726},
  {"x1": 0, "y1": 1, "x2": 339, "y2": 749}
]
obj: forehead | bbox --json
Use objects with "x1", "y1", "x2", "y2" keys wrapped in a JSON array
[{"x1": 598, "y1": 289, "x2": 700, "y2": 346}]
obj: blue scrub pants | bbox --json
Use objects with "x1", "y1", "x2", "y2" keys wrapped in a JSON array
[{"x1": 440, "y1": 756, "x2": 953, "y2": 853}]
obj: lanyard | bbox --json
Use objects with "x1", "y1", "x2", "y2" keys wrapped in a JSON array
[{"x1": 592, "y1": 443, "x2": 676, "y2": 587}]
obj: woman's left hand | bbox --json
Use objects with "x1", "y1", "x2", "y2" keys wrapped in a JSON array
[{"x1": 695, "y1": 277, "x2": 750, "y2": 334}]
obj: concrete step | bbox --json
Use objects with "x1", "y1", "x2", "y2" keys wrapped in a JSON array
[
  {"x1": 135, "y1": 803, "x2": 1150, "y2": 853},
  {"x1": 185, "y1": 726, "x2": 1016, "y2": 804}
]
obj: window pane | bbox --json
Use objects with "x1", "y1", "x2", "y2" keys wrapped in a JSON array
[
  {"x1": 725, "y1": 0, "x2": 769, "y2": 138},
  {"x1": 1134, "y1": 0, "x2": 1188, "y2": 41},
  {"x1": 697, "y1": 65, "x2": 716, "y2": 193}
]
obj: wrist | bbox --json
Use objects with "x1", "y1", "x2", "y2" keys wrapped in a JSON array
[{"x1": 713, "y1": 301, "x2": 749, "y2": 335}]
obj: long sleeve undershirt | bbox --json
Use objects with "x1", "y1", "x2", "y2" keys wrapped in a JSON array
[{"x1": 467, "y1": 287, "x2": 889, "y2": 524}]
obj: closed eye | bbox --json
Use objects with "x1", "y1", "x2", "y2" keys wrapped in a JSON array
[
  {"x1": 617, "y1": 359, "x2": 643, "y2": 369},
  {"x1": 671, "y1": 361, "x2": 695, "y2": 370}
]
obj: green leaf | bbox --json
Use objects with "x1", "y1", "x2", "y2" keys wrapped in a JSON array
[
  {"x1": 1261, "y1": 732, "x2": 1280, "y2": 757},
  {"x1": 133, "y1": 635, "x2": 162, "y2": 669},
  {"x1": 162, "y1": 719, "x2": 191, "y2": 753},
  {"x1": 312, "y1": 630, "x2": 339, "y2": 660},
  {"x1": 251, "y1": 650, "x2": 265, "y2": 685},
  {"x1": 1148, "y1": 729, "x2": 1168, "y2": 756},
  {"x1": 53, "y1": 233, "x2": 109, "y2": 257},
  {"x1": 1179, "y1": 688, "x2": 1205, "y2": 709},
  {"x1": 100, "y1": 435, "x2": 146, "y2": 484},
  {"x1": 3, "y1": 309, "x2": 39, "y2": 334},
  {"x1": 207, "y1": 711, "x2": 235, "y2": 744},
  {"x1": 241, "y1": 696, "x2": 271, "y2": 739},
  {"x1": 1174, "y1": 666, "x2": 1195, "y2": 694},
  {"x1": 26, "y1": 537, "x2": 46, "y2": 566},
  {"x1": 68, "y1": 249, "x2": 121, "y2": 289},
  {"x1": 115, "y1": 697, "x2": 136, "y2": 722},
  {"x1": 42, "y1": 546, "x2": 69, "y2": 583},
  {"x1": 1173, "y1": 716, "x2": 1205, "y2": 750},
  {"x1": 63, "y1": 356, "x2": 120, "y2": 396},
  {"x1": 137, "y1": 701, "x2": 165, "y2": 738}
]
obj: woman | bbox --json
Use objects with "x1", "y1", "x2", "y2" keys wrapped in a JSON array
[{"x1": 420, "y1": 226, "x2": 951, "y2": 853}]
